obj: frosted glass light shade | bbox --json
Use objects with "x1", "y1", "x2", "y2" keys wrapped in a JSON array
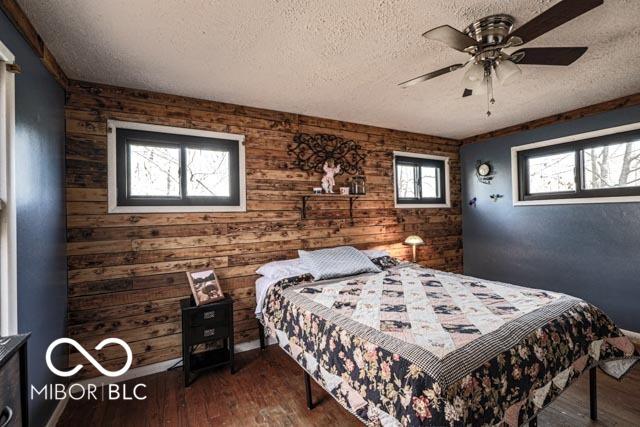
[
  {"x1": 468, "y1": 76, "x2": 488, "y2": 96},
  {"x1": 495, "y1": 59, "x2": 521, "y2": 85},
  {"x1": 463, "y1": 62, "x2": 484, "y2": 84},
  {"x1": 404, "y1": 235, "x2": 424, "y2": 246}
]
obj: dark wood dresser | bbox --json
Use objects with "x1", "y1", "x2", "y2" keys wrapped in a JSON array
[
  {"x1": 0, "y1": 334, "x2": 29, "y2": 427},
  {"x1": 181, "y1": 295, "x2": 234, "y2": 386}
]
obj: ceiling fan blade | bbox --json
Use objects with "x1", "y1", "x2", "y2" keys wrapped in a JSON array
[
  {"x1": 511, "y1": 47, "x2": 588, "y2": 66},
  {"x1": 509, "y1": 0, "x2": 603, "y2": 44},
  {"x1": 399, "y1": 64, "x2": 464, "y2": 88},
  {"x1": 462, "y1": 89, "x2": 473, "y2": 97},
  {"x1": 422, "y1": 25, "x2": 478, "y2": 52}
]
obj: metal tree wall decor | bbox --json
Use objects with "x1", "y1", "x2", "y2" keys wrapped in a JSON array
[{"x1": 288, "y1": 133, "x2": 366, "y2": 175}]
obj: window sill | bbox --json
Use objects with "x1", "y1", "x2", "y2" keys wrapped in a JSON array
[
  {"x1": 394, "y1": 203, "x2": 451, "y2": 209},
  {"x1": 514, "y1": 195, "x2": 640, "y2": 206},
  {"x1": 108, "y1": 205, "x2": 247, "y2": 213}
]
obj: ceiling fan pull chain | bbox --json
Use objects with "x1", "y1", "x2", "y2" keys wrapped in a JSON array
[
  {"x1": 486, "y1": 69, "x2": 494, "y2": 117},
  {"x1": 489, "y1": 74, "x2": 495, "y2": 105}
]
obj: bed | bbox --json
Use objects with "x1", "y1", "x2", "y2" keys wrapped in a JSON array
[{"x1": 255, "y1": 251, "x2": 638, "y2": 426}]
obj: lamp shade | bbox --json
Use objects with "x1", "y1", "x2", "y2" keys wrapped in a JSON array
[
  {"x1": 404, "y1": 235, "x2": 424, "y2": 246},
  {"x1": 463, "y1": 62, "x2": 484, "y2": 84},
  {"x1": 467, "y1": 75, "x2": 488, "y2": 96},
  {"x1": 494, "y1": 59, "x2": 521, "y2": 85}
]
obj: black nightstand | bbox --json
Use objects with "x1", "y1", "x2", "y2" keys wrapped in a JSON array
[
  {"x1": 0, "y1": 334, "x2": 29, "y2": 427},
  {"x1": 180, "y1": 295, "x2": 234, "y2": 387}
]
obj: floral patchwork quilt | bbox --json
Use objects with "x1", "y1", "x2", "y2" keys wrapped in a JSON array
[{"x1": 260, "y1": 259, "x2": 638, "y2": 426}]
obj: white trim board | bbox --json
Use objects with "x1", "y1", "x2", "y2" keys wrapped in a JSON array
[
  {"x1": 0, "y1": 41, "x2": 18, "y2": 336},
  {"x1": 0, "y1": 40, "x2": 15, "y2": 62},
  {"x1": 511, "y1": 121, "x2": 640, "y2": 206},
  {"x1": 392, "y1": 151, "x2": 451, "y2": 209},
  {"x1": 106, "y1": 120, "x2": 246, "y2": 213}
]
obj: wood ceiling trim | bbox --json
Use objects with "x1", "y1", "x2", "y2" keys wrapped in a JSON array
[
  {"x1": 462, "y1": 92, "x2": 640, "y2": 145},
  {"x1": 1, "y1": 0, "x2": 68, "y2": 88}
]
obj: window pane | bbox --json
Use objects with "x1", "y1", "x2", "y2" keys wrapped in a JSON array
[
  {"x1": 527, "y1": 152, "x2": 576, "y2": 194},
  {"x1": 420, "y1": 166, "x2": 439, "y2": 198},
  {"x1": 582, "y1": 141, "x2": 640, "y2": 190},
  {"x1": 397, "y1": 164, "x2": 416, "y2": 198},
  {"x1": 129, "y1": 144, "x2": 180, "y2": 197},
  {"x1": 186, "y1": 148, "x2": 230, "y2": 197}
]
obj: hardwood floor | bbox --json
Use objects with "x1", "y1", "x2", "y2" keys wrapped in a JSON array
[{"x1": 58, "y1": 346, "x2": 640, "y2": 426}]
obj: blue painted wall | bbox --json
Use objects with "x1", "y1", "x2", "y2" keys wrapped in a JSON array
[
  {"x1": 1, "y1": 10, "x2": 67, "y2": 427},
  {"x1": 461, "y1": 105, "x2": 640, "y2": 332}
]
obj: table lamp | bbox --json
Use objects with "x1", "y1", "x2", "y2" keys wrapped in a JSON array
[{"x1": 404, "y1": 235, "x2": 424, "y2": 263}]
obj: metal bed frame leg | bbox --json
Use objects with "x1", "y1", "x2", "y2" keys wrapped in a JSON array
[
  {"x1": 304, "y1": 371, "x2": 314, "y2": 410},
  {"x1": 258, "y1": 320, "x2": 266, "y2": 350},
  {"x1": 529, "y1": 366, "x2": 597, "y2": 426},
  {"x1": 528, "y1": 366, "x2": 597, "y2": 426},
  {"x1": 590, "y1": 366, "x2": 597, "y2": 421}
]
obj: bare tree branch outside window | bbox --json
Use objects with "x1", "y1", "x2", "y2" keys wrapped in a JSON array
[
  {"x1": 397, "y1": 165, "x2": 416, "y2": 198},
  {"x1": 420, "y1": 166, "x2": 438, "y2": 198},
  {"x1": 583, "y1": 140, "x2": 640, "y2": 189},
  {"x1": 128, "y1": 145, "x2": 231, "y2": 198},
  {"x1": 186, "y1": 148, "x2": 230, "y2": 197},
  {"x1": 129, "y1": 145, "x2": 181, "y2": 196},
  {"x1": 528, "y1": 152, "x2": 576, "y2": 194}
]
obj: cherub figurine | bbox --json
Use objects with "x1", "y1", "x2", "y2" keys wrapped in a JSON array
[{"x1": 321, "y1": 159, "x2": 340, "y2": 193}]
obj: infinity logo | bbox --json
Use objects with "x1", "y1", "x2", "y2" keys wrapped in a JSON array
[{"x1": 46, "y1": 338, "x2": 133, "y2": 378}]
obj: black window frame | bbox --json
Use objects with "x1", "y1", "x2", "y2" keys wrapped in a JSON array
[
  {"x1": 517, "y1": 128, "x2": 640, "y2": 202},
  {"x1": 116, "y1": 128, "x2": 241, "y2": 207},
  {"x1": 394, "y1": 155, "x2": 447, "y2": 205}
]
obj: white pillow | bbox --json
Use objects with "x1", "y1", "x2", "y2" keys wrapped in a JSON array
[
  {"x1": 255, "y1": 257, "x2": 309, "y2": 280},
  {"x1": 298, "y1": 246, "x2": 381, "y2": 281}
]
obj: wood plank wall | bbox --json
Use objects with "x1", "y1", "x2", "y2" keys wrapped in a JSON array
[{"x1": 65, "y1": 80, "x2": 462, "y2": 378}]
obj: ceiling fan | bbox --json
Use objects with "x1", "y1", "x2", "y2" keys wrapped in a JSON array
[{"x1": 399, "y1": 0, "x2": 603, "y2": 116}]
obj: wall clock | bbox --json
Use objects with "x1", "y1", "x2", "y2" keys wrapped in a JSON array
[{"x1": 475, "y1": 160, "x2": 494, "y2": 184}]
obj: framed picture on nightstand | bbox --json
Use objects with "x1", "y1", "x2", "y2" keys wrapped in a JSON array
[{"x1": 186, "y1": 268, "x2": 224, "y2": 306}]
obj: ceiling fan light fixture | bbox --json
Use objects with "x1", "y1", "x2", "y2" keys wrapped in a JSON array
[
  {"x1": 494, "y1": 59, "x2": 521, "y2": 85},
  {"x1": 400, "y1": 0, "x2": 603, "y2": 116}
]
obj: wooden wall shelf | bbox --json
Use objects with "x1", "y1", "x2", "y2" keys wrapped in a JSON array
[{"x1": 301, "y1": 194, "x2": 360, "y2": 225}]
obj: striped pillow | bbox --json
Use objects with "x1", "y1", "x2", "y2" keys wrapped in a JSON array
[{"x1": 298, "y1": 246, "x2": 381, "y2": 280}]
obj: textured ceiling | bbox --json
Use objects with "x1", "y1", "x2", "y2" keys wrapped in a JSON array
[{"x1": 18, "y1": 0, "x2": 640, "y2": 139}]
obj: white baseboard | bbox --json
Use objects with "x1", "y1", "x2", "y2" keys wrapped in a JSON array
[{"x1": 234, "y1": 336, "x2": 276, "y2": 353}]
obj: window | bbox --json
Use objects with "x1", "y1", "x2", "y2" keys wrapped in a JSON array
[
  {"x1": 513, "y1": 123, "x2": 640, "y2": 205},
  {"x1": 108, "y1": 121, "x2": 245, "y2": 212},
  {"x1": 394, "y1": 152, "x2": 450, "y2": 207}
]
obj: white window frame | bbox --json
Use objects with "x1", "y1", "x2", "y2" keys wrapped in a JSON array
[
  {"x1": 0, "y1": 40, "x2": 18, "y2": 336},
  {"x1": 107, "y1": 120, "x2": 246, "y2": 213},
  {"x1": 393, "y1": 151, "x2": 451, "y2": 208},
  {"x1": 511, "y1": 122, "x2": 640, "y2": 206}
]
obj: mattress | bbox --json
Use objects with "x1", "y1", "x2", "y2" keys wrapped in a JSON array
[{"x1": 259, "y1": 259, "x2": 638, "y2": 426}]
